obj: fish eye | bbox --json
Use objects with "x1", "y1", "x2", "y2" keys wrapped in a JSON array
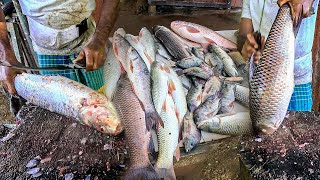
[{"x1": 94, "y1": 105, "x2": 98, "y2": 108}]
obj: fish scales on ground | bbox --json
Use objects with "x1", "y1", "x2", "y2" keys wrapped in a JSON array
[
  {"x1": 194, "y1": 96, "x2": 221, "y2": 125},
  {"x1": 219, "y1": 83, "x2": 235, "y2": 114},
  {"x1": 125, "y1": 34, "x2": 154, "y2": 71},
  {"x1": 250, "y1": 4, "x2": 295, "y2": 135},
  {"x1": 202, "y1": 76, "x2": 221, "y2": 103},
  {"x1": 155, "y1": 94, "x2": 180, "y2": 180},
  {"x1": 103, "y1": 47, "x2": 122, "y2": 100},
  {"x1": 126, "y1": 47, "x2": 163, "y2": 131},
  {"x1": 197, "y1": 112, "x2": 253, "y2": 135},
  {"x1": 14, "y1": 73, "x2": 123, "y2": 135},
  {"x1": 170, "y1": 20, "x2": 237, "y2": 50},
  {"x1": 186, "y1": 83, "x2": 203, "y2": 113},
  {"x1": 154, "y1": 25, "x2": 191, "y2": 60},
  {"x1": 113, "y1": 74, "x2": 159, "y2": 180},
  {"x1": 208, "y1": 44, "x2": 238, "y2": 77},
  {"x1": 235, "y1": 84, "x2": 249, "y2": 107},
  {"x1": 176, "y1": 56, "x2": 203, "y2": 69},
  {"x1": 183, "y1": 111, "x2": 201, "y2": 153}
]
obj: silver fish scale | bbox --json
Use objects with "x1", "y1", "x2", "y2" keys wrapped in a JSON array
[{"x1": 250, "y1": 4, "x2": 295, "y2": 134}]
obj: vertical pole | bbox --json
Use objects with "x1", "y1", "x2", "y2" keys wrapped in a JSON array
[
  {"x1": 312, "y1": 3, "x2": 320, "y2": 111},
  {"x1": 11, "y1": 0, "x2": 38, "y2": 67}
]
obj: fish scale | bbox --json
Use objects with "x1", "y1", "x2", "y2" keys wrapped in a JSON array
[{"x1": 250, "y1": 4, "x2": 295, "y2": 135}]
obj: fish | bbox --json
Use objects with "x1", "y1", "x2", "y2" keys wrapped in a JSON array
[
  {"x1": 166, "y1": 65, "x2": 188, "y2": 128},
  {"x1": 14, "y1": 73, "x2": 123, "y2": 135},
  {"x1": 250, "y1": 4, "x2": 295, "y2": 135},
  {"x1": 156, "y1": 53, "x2": 176, "y2": 67},
  {"x1": 183, "y1": 67, "x2": 211, "y2": 80},
  {"x1": 113, "y1": 29, "x2": 131, "y2": 71},
  {"x1": 199, "y1": 63, "x2": 214, "y2": 77},
  {"x1": 154, "y1": 25, "x2": 191, "y2": 60},
  {"x1": 155, "y1": 39, "x2": 173, "y2": 61},
  {"x1": 194, "y1": 96, "x2": 221, "y2": 125},
  {"x1": 197, "y1": 112, "x2": 253, "y2": 135},
  {"x1": 139, "y1": 27, "x2": 157, "y2": 64},
  {"x1": 202, "y1": 76, "x2": 221, "y2": 102},
  {"x1": 183, "y1": 111, "x2": 201, "y2": 153},
  {"x1": 191, "y1": 47, "x2": 205, "y2": 60},
  {"x1": 207, "y1": 53, "x2": 224, "y2": 75},
  {"x1": 103, "y1": 47, "x2": 122, "y2": 100},
  {"x1": 186, "y1": 83, "x2": 203, "y2": 112},
  {"x1": 170, "y1": 21, "x2": 237, "y2": 50},
  {"x1": 155, "y1": 94, "x2": 180, "y2": 180},
  {"x1": 219, "y1": 83, "x2": 235, "y2": 114},
  {"x1": 125, "y1": 34, "x2": 154, "y2": 71},
  {"x1": 126, "y1": 47, "x2": 163, "y2": 131},
  {"x1": 228, "y1": 51, "x2": 247, "y2": 67},
  {"x1": 151, "y1": 61, "x2": 170, "y2": 114},
  {"x1": 176, "y1": 56, "x2": 203, "y2": 69},
  {"x1": 235, "y1": 84, "x2": 249, "y2": 107},
  {"x1": 208, "y1": 44, "x2": 238, "y2": 77},
  {"x1": 113, "y1": 74, "x2": 159, "y2": 180},
  {"x1": 179, "y1": 74, "x2": 192, "y2": 90}
]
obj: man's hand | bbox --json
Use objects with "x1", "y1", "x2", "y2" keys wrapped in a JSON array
[
  {"x1": 241, "y1": 33, "x2": 265, "y2": 64},
  {"x1": 74, "y1": 38, "x2": 107, "y2": 71},
  {"x1": 0, "y1": 66, "x2": 23, "y2": 95},
  {"x1": 278, "y1": 0, "x2": 315, "y2": 26}
]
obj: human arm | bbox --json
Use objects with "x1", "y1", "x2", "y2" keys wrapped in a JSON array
[
  {"x1": 278, "y1": 0, "x2": 315, "y2": 26},
  {"x1": 74, "y1": 0, "x2": 120, "y2": 71},
  {"x1": 0, "y1": 8, "x2": 23, "y2": 95}
]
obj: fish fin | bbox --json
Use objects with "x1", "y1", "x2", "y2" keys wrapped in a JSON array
[
  {"x1": 129, "y1": 60, "x2": 134, "y2": 73},
  {"x1": 204, "y1": 37, "x2": 216, "y2": 44},
  {"x1": 125, "y1": 163, "x2": 160, "y2": 180},
  {"x1": 144, "y1": 51, "x2": 154, "y2": 64},
  {"x1": 155, "y1": 166, "x2": 176, "y2": 180},
  {"x1": 249, "y1": 54, "x2": 256, "y2": 82},
  {"x1": 169, "y1": 79, "x2": 177, "y2": 93},
  {"x1": 162, "y1": 99, "x2": 167, "y2": 112},
  {"x1": 146, "y1": 111, "x2": 164, "y2": 131},
  {"x1": 175, "y1": 146, "x2": 181, "y2": 162},
  {"x1": 148, "y1": 134, "x2": 157, "y2": 159},
  {"x1": 186, "y1": 26, "x2": 200, "y2": 33}
]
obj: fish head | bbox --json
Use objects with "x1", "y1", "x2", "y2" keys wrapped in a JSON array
[
  {"x1": 79, "y1": 103, "x2": 123, "y2": 135},
  {"x1": 183, "y1": 136, "x2": 199, "y2": 153}
]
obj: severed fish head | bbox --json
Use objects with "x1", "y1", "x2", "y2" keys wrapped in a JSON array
[{"x1": 79, "y1": 103, "x2": 123, "y2": 135}]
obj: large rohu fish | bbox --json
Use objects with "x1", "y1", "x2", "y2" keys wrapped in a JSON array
[
  {"x1": 14, "y1": 73, "x2": 123, "y2": 135},
  {"x1": 250, "y1": 4, "x2": 295, "y2": 135},
  {"x1": 113, "y1": 74, "x2": 159, "y2": 180}
]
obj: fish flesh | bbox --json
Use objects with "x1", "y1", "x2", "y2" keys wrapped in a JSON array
[
  {"x1": 176, "y1": 56, "x2": 203, "y2": 69},
  {"x1": 208, "y1": 44, "x2": 238, "y2": 77},
  {"x1": 125, "y1": 34, "x2": 154, "y2": 71},
  {"x1": 103, "y1": 47, "x2": 122, "y2": 100},
  {"x1": 250, "y1": 4, "x2": 295, "y2": 135},
  {"x1": 139, "y1": 27, "x2": 157, "y2": 65},
  {"x1": 14, "y1": 73, "x2": 123, "y2": 135},
  {"x1": 183, "y1": 67, "x2": 211, "y2": 80},
  {"x1": 235, "y1": 84, "x2": 249, "y2": 107},
  {"x1": 183, "y1": 111, "x2": 201, "y2": 153},
  {"x1": 126, "y1": 47, "x2": 163, "y2": 130},
  {"x1": 151, "y1": 61, "x2": 170, "y2": 114},
  {"x1": 186, "y1": 83, "x2": 203, "y2": 112},
  {"x1": 155, "y1": 94, "x2": 180, "y2": 180},
  {"x1": 219, "y1": 83, "x2": 235, "y2": 114},
  {"x1": 170, "y1": 21, "x2": 237, "y2": 50},
  {"x1": 202, "y1": 76, "x2": 221, "y2": 102},
  {"x1": 113, "y1": 74, "x2": 159, "y2": 180},
  {"x1": 194, "y1": 96, "x2": 220, "y2": 125},
  {"x1": 113, "y1": 30, "x2": 131, "y2": 71},
  {"x1": 197, "y1": 112, "x2": 253, "y2": 135},
  {"x1": 154, "y1": 25, "x2": 191, "y2": 60}
]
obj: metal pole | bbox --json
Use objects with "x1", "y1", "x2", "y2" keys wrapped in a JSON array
[{"x1": 11, "y1": 0, "x2": 38, "y2": 67}]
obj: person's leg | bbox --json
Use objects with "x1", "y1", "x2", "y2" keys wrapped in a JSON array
[{"x1": 288, "y1": 83, "x2": 313, "y2": 111}]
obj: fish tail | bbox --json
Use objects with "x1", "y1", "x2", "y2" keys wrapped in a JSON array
[
  {"x1": 125, "y1": 163, "x2": 160, "y2": 180},
  {"x1": 145, "y1": 111, "x2": 164, "y2": 131},
  {"x1": 155, "y1": 166, "x2": 176, "y2": 180}
]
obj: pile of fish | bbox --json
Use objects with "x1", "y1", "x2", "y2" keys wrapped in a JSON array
[{"x1": 105, "y1": 21, "x2": 255, "y2": 179}]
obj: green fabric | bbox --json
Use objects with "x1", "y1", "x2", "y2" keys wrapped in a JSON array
[{"x1": 37, "y1": 53, "x2": 104, "y2": 91}]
